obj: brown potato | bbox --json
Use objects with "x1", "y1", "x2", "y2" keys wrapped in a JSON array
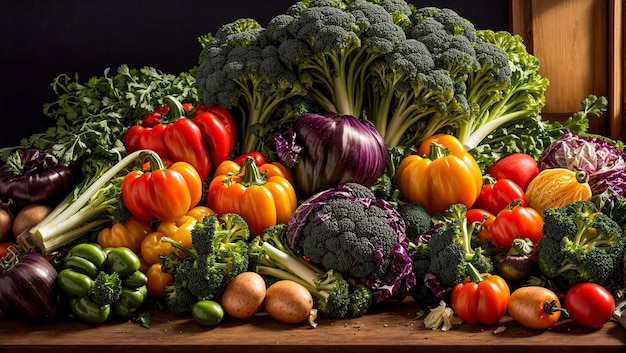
[
  {"x1": 264, "y1": 280, "x2": 313, "y2": 324},
  {"x1": 13, "y1": 204, "x2": 52, "y2": 237},
  {"x1": 221, "y1": 272, "x2": 266, "y2": 319}
]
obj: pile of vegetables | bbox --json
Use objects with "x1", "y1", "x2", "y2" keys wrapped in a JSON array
[{"x1": 1, "y1": 0, "x2": 626, "y2": 336}]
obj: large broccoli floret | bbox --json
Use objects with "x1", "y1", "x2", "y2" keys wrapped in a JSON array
[
  {"x1": 267, "y1": 0, "x2": 407, "y2": 118},
  {"x1": 397, "y1": 202, "x2": 433, "y2": 239},
  {"x1": 248, "y1": 224, "x2": 370, "y2": 318},
  {"x1": 287, "y1": 182, "x2": 416, "y2": 303},
  {"x1": 196, "y1": 18, "x2": 308, "y2": 154},
  {"x1": 162, "y1": 213, "x2": 251, "y2": 303},
  {"x1": 427, "y1": 204, "x2": 493, "y2": 288},
  {"x1": 537, "y1": 200, "x2": 626, "y2": 291}
]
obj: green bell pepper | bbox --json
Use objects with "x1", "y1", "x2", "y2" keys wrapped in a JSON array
[{"x1": 58, "y1": 243, "x2": 147, "y2": 324}]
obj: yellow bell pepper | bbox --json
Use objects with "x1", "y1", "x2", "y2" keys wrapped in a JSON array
[{"x1": 396, "y1": 134, "x2": 482, "y2": 215}]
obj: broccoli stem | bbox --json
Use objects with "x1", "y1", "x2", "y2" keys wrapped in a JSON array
[
  {"x1": 258, "y1": 242, "x2": 330, "y2": 300},
  {"x1": 30, "y1": 149, "x2": 155, "y2": 254}
]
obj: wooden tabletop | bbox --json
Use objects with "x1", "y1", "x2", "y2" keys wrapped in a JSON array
[{"x1": 1, "y1": 299, "x2": 624, "y2": 353}]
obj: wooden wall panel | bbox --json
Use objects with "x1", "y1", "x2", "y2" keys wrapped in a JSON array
[{"x1": 510, "y1": 0, "x2": 625, "y2": 139}]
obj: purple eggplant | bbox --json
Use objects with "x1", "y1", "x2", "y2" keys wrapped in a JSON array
[
  {"x1": 493, "y1": 237, "x2": 538, "y2": 283},
  {"x1": 275, "y1": 112, "x2": 388, "y2": 198},
  {"x1": 0, "y1": 249, "x2": 58, "y2": 322},
  {"x1": 0, "y1": 149, "x2": 75, "y2": 207}
]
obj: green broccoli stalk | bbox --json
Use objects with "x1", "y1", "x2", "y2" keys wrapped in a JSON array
[
  {"x1": 455, "y1": 30, "x2": 549, "y2": 150},
  {"x1": 162, "y1": 213, "x2": 251, "y2": 303},
  {"x1": 249, "y1": 224, "x2": 372, "y2": 318},
  {"x1": 537, "y1": 200, "x2": 626, "y2": 291},
  {"x1": 89, "y1": 271, "x2": 123, "y2": 306},
  {"x1": 427, "y1": 203, "x2": 493, "y2": 288}
]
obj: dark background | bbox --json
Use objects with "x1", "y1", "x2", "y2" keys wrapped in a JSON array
[{"x1": 0, "y1": 0, "x2": 508, "y2": 148}]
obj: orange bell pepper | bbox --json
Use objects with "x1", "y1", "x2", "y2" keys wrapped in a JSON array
[
  {"x1": 207, "y1": 156, "x2": 297, "y2": 238},
  {"x1": 97, "y1": 217, "x2": 153, "y2": 254},
  {"x1": 122, "y1": 151, "x2": 202, "y2": 222}
]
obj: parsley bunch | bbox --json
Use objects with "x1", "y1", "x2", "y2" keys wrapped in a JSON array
[{"x1": 0, "y1": 65, "x2": 199, "y2": 179}]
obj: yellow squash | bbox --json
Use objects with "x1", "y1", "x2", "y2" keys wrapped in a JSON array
[{"x1": 525, "y1": 168, "x2": 592, "y2": 215}]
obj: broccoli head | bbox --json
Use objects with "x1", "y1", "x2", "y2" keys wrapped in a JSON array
[
  {"x1": 162, "y1": 213, "x2": 251, "y2": 302},
  {"x1": 287, "y1": 182, "x2": 416, "y2": 303},
  {"x1": 89, "y1": 271, "x2": 123, "y2": 306},
  {"x1": 249, "y1": 224, "x2": 368, "y2": 318},
  {"x1": 537, "y1": 200, "x2": 626, "y2": 291},
  {"x1": 397, "y1": 202, "x2": 433, "y2": 239},
  {"x1": 427, "y1": 203, "x2": 493, "y2": 288}
]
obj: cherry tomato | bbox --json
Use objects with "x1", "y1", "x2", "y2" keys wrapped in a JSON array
[
  {"x1": 491, "y1": 202, "x2": 544, "y2": 251},
  {"x1": 472, "y1": 178, "x2": 527, "y2": 215},
  {"x1": 153, "y1": 105, "x2": 170, "y2": 115},
  {"x1": 565, "y1": 282, "x2": 615, "y2": 329},
  {"x1": 182, "y1": 103, "x2": 194, "y2": 112},
  {"x1": 0, "y1": 241, "x2": 13, "y2": 259},
  {"x1": 487, "y1": 153, "x2": 540, "y2": 191},
  {"x1": 141, "y1": 112, "x2": 162, "y2": 127}
]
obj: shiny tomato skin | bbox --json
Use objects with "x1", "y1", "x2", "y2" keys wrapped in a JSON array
[
  {"x1": 487, "y1": 153, "x2": 539, "y2": 191},
  {"x1": 0, "y1": 242, "x2": 13, "y2": 259},
  {"x1": 472, "y1": 179, "x2": 527, "y2": 215},
  {"x1": 565, "y1": 282, "x2": 615, "y2": 329},
  {"x1": 491, "y1": 205, "x2": 544, "y2": 251}
]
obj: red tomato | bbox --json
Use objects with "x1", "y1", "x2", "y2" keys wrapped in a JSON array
[
  {"x1": 141, "y1": 112, "x2": 162, "y2": 127},
  {"x1": 0, "y1": 242, "x2": 13, "y2": 259},
  {"x1": 565, "y1": 282, "x2": 615, "y2": 329},
  {"x1": 487, "y1": 153, "x2": 539, "y2": 191},
  {"x1": 472, "y1": 178, "x2": 527, "y2": 215},
  {"x1": 491, "y1": 203, "x2": 544, "y2": 251}
]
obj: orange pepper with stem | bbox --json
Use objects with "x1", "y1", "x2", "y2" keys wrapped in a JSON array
[{"x1": 208, "y1": 156, "x2": 297, "y2": 238}]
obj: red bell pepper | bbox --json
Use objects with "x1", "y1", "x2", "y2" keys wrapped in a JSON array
[
  {"x1": 194, "y1": 104, "x2": 238, "y2": 154},
  {"x1": 123, "y1": 124, "x2": 171, "y2": 160},
  {"x1": 122, "y1": 97, "x2": 237, "y2": 181},
  {"x1": 163, "y1": 117, "x2": 211, "y2": 181},
  {"x1": 194, "y1": 112, "x2": 233, "y2": 168},
  {"x1": 472, "y1": 177, "x2": 526, "y2": 215}
]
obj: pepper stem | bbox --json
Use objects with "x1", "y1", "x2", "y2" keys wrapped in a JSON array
[
  {"x1": 466, "y1": 262, "x2": 487, "y2": 283},
  {"x1": 240, "y1": 156, "x2": 267, "y2": 187}
]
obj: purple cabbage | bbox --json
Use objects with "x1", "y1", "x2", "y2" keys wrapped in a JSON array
[
  {"x1": 287, "y1": 183, "x2": 416, "y2": 303},
  {"x1": 275, "y1": 112, "x2": 388, "y2": 198},
  {"x1": 539, "y1": 133, "x2": 626, "y2": 197}
]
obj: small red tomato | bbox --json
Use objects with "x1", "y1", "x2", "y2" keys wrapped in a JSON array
[
  {"x1": 487, "y1": 153, "x2": 539, "y2": 191},
  {"x1": 565, "y1": 282, "x2": 615, "y2": 329},
  {"x1": 491, "y1": 202, "x2": 544, "y2": 251},
  {"x1": 472, "y1": 178, "x2": 527, "y2": 215},
  {"x1": 0, "y1": 242, "x2": 13, "y2": 259},
  {"x1": 141, "y1": 112, "x2": 162, "y2": 127}
]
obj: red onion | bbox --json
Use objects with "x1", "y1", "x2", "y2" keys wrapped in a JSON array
[{"x1": 0, "y1": 249, "x2": 58, "y2": 322}]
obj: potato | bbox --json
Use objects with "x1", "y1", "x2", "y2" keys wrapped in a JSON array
[
  {"x1": 13, "y1": 204, "x2": 52, "y2": 237},
  {"x1": 264, "y1": 279, "x2": 313, "y2": 324},
  {"x1": 0, "y1": 207, "x2": 13, "y2": 241},
  {"x1": 221, "y1": 272, "x2": 266, "y2": 319}
]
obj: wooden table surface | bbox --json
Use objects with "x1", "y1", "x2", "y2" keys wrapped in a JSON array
[{"x1": 1, "y1": 299, "x2": 625, "y2": 353}]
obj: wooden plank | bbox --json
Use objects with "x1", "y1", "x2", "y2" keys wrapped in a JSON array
[{"x1": 1, "y1": 299, "x2": 625, "y2": 353}]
